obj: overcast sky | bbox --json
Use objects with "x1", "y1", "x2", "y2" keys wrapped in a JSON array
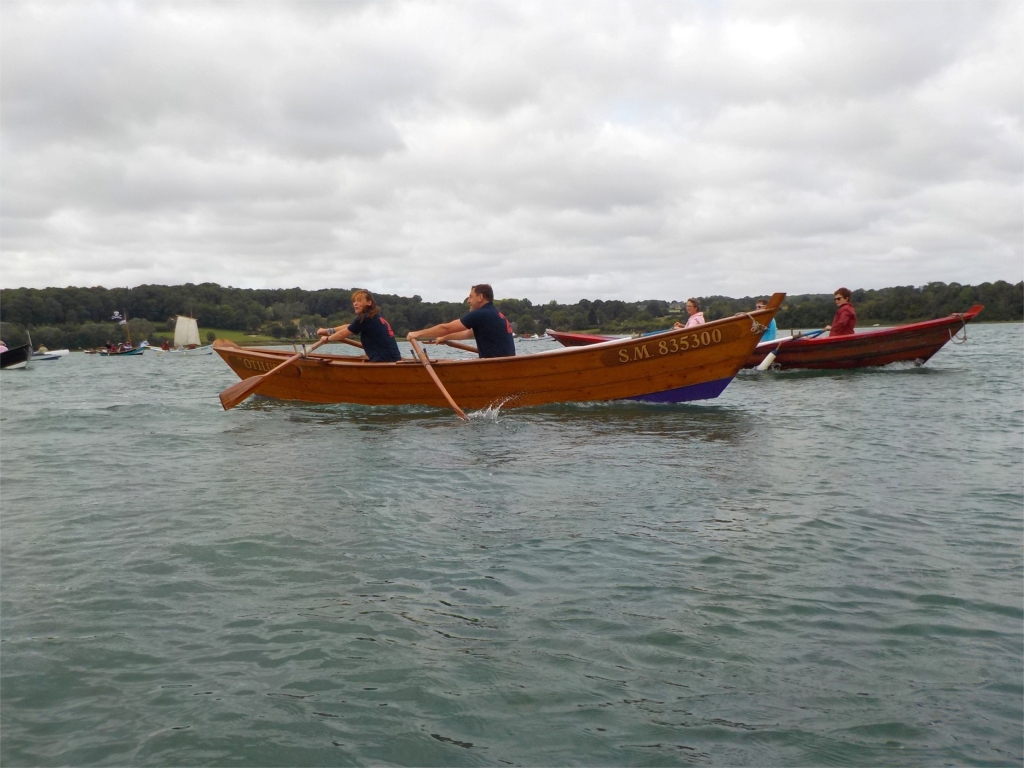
[{"x1": 1, "y1": 1, "x2": 1021, "y2": 302}]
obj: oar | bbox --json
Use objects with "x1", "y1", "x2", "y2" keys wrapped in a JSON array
[
  {"x1": 219, "y1": 338, "x2": 329, "y2": 410},
  {"x1": 421, "y1": 338, "x2": 479, "y2": 354},
  {"x1": 756, "y1": 329, "x2": 825, "y2": 371},
  {"x1": 439, "y1": 340, "x2": 479, "y2": 354},
  {"x1": 409, "y1": 338, "x2": 468, "y2": 420},
  {"x1": 307, "y1": 337, "x2": 364, "y2": 353}
]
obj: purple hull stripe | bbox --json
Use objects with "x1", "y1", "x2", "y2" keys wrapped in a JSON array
[{"x1": 626, "y1": 376, "x2": 734, "y2": 404}]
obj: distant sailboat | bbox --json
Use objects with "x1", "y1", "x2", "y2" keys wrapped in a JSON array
[
  {"x1": 100, "y1": 311, "x2": 145, "y2": 356},
  {"x1": 157, "y1": 316, "x2": 213, "y2": 355}
]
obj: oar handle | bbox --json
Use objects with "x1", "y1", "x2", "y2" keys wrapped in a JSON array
[
  {"x1": 792, "y1": 329, "x2": 826, "y2": 340},
  {"x1": 440, "y1": 340, "x2": 479, "y2": 354},
  {"x1": 409, "y1": 338, "x2": 468, "y2": 420},
  {"x1": 309, "y1": 336, "x2": 364, "y2": 352},
  {"x1": 421, "y1": 338, "x2": 478, "y2": 354}
]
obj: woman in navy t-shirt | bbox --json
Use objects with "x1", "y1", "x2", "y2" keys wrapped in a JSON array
[{"x1": 316, "y1": 290, "x2": 402, "y2": 362}]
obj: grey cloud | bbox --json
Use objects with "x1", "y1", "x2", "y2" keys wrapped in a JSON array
[{"x1": 0, "y1": 0, "x2": 1020, "y2": 301}]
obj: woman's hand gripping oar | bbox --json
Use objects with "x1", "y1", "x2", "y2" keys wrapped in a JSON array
[
  {"x1": 755, "y1": 329, "x2": 825, "y2": 371},
  {"x1": 408, "y1": 338, "x2": 468, "y2": 420},
  {"x1": 219, "y1": 338, "x2": 329, "y2": 410}
]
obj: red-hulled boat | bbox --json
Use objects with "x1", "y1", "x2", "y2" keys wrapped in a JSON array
[
  {"x1": 547, "y1": 330, "x2": 624, "y2": 347},
  {"x1": 548, "y1": 305, "x2": 984, "y2": 371}
]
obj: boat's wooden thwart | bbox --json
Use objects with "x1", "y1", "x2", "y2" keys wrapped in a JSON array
[
  {"x1": 213, "y1": 293, "x2": 785, "y2": 410},
  {"x1": 549, "y1": 305, "x2": 985, "y2": 371}
]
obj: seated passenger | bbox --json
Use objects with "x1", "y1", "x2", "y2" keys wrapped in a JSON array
[
  {"x1": 673, "y1": 298, "x2": 705, "y2": 330},
  {"x1": 826, "y1": 287, "x2": 857, "y2": 337}
]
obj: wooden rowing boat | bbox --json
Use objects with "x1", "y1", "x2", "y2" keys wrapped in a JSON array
[
  {"x1": 547, "y1": 329, "x2": 624, "y2": 347},
  {"x1": 213, "y1": 293, "x2": 785, "y2": 409},
  {"x1": 99, "y1": 345, "x2": 146, "y2": 357},
  {"x1": 745, "y1": 305, "x2": 984, "y2": 370},
  {"x1": 548, "y1": 305, "x2": 984, "y2": 371}
]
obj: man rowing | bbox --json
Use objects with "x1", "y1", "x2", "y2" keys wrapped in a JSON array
[{"x1": 407, "y1": 284, "x2": 516, "y2": 358}]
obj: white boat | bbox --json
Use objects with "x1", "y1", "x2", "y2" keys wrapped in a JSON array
[
  {"x1": 516, "y1": 333, "x2": 551, "y2": 341},
  {"x1": 32, "y1": 348, "x2": 70, "y2": 361},
  {"x1": 155, "y1": 317, "x2": 213, "y2": 355}
]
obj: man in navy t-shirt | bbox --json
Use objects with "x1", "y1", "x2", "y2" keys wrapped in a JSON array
[
  {"x1": 317, "y1": 289, "x2": 402, "y2": 362},
  {"x1": 407, "y1": 284, "x2": 515, "y2": 358}
]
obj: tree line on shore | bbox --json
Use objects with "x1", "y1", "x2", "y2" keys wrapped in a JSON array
[{"x1": 1, "y1": 280, "x2": 1020, "y2": 350}]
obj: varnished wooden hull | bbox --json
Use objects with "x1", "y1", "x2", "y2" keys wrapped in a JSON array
[
  {"x1": 213, "y1": 294, "x2": 784, "y2": 409},
  {"x1": 745, "y1": 306, "x2": 983, "y2": 370},
  {"x1": 550, "y1": 306, "x2": 984, "y2": 371}
]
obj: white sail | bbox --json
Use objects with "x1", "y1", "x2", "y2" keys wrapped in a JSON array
[{"x1": 174, "y1": 316, "x2": 201, "y2": 348}]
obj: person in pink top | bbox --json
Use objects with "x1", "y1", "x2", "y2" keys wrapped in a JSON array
[
  {"x1": 673, "y1": 298, "x2": 705, "y2": 330},
  {"x1": 826, "y1": 287, "x2": 857, "y2": 336}
]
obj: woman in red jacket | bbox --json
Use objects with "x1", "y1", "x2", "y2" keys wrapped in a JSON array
[{"x1": 826, "y1": 287, "x2": 857, "y2": 336}]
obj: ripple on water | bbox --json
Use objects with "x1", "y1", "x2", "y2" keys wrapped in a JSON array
[{"x1": 1, "y1": 326, "x2": 1022, "y2": 766}]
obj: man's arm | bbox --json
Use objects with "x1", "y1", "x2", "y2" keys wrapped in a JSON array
[
  {"x1": 407, "y1": 319, "x2": 467, "y2": 341},
  {"x1": 435, "y1": 328, "x2": 475, "y2": 343}
]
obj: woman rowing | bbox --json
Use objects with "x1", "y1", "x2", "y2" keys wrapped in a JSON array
[{"x1": 316, "y1": 289, "x2": 402, "y2": 362}]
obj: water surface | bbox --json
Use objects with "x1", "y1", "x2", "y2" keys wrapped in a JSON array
[{"x1": 2, "y1": 327, "x2": 1021, "y2": 766}]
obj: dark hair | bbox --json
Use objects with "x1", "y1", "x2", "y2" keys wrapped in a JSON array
[
  {"x1": 471, "y1": 284, "x2": 494, "y2": 302},
  {"x1": 755, "y1": 298, "x2": 768, "y2": 307},
  {"x1": 834, "y1": 287, "x2": 851, "y2": 300},
  {"x1": 351, "y1": 289, "x2": 380, "y2": 318},
  {"x1": 686, "y1": 297, "x2": 701, "y2": 311}
]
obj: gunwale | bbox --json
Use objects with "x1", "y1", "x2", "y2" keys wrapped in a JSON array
[{"x1": 214, "y1": 293, "x2": 784, "y2": 409}]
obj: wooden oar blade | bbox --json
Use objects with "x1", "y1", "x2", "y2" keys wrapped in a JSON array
[
  {"x1": 217, "y1": 338, "x2": 328, "y2": 411},
  {"x1": 220, "y1": 375, "x2": 265, "y2": 410}
]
